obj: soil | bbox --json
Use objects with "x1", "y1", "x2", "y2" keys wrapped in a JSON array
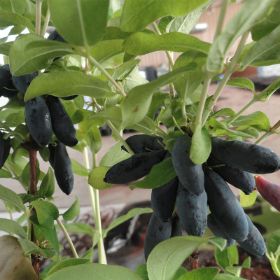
[{"x1": 185, "y1": 250, "x2": 279, "y2": 280}]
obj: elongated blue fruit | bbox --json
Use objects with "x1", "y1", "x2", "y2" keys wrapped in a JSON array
[
  {"x1": 12, "y1": 72, "x2": 37, "y2": 94},
  {"x1": 25, "y1": 97, "x2": 52, "y2": 146},
  {"x1": 171, "y1": 135, "x2": 204, "y2": 194},
  {"x1": 0, "y1": 132, "x2": 11, "y2": 168},
  {"x1": 238, "y1": 216, "x2": 266, "y2": 257},
  {"x1": 49, "y1": 142, "x2": 74, "y2": 195},
  {"x1": 104, "y1": 150, "x2": 166, "y2": 184},
  {"x1": 208, "y1": 156, "x2": 255, "y2": 194},
  {"x1": 46, "y1": 96, "x2": 77, "y2": 147},
  {"x1": 176, "y1": 183, "x2": 207, "y2": 236},
  {"x1": 151, "y1": 178, "x2": 178, "y2": 222},
  {"x1": 208, "y1": 213, "x2": 235, "y2": 247},
  {"x1": 123, "y1": 134, "x2": 164, "y2": 153},
  {"x1": 144, "y1": 213, "x2": 172, "y2": 260},
  {"x1": 204, "y1": 168, "x2": 249, "y2": 241},
  {"x1": 0, "y1": 65, "x2": 17, "y2": 98},
  {"x1": 211, "y1": 138, "x2": 280, "y2": 174}
]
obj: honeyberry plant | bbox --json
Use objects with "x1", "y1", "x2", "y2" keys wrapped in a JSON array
[{"x1": 1, "y1": 0, "x2": 280, "y2": 279}]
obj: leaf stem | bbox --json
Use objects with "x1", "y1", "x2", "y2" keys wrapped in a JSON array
[
  {"x1": 86, "y1": 53, "x2": 127, "y2": 97},
  {"x1": 202, "y1": 32, "x2": 249, "y2": 125},
  {"x1": 56, "y1": 219, "x2": 79, "y2": 259},
  {"x1": 107, "y1": 120, "x2": 134, "y2": 154},
  {"x1": 83, "y1": 147, "x2": 107, "y2": 264},
  {"x1": 214, "y1": 0, "x2": 230, "y2": 39},
  {"x1": 35, "y1": 0, "x2": 42, "y2": 35}
]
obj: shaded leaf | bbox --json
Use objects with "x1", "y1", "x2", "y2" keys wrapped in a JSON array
[
  {"x1": 25, "y1": 71, "x2": 113, "y2": 101},
  {"x1": 0, "y1": 184, "x2": 25, "y2": 211},
  {"x1": 9, "y1": 34, "x2": 73, "y2": 75},
  {"x1": 63, "y1": 198, "x2": 80, "y2": 221},
  {"x1": 0, "y1": 218, "x2": 26, "y2": 238},
  {"x1": 124, "y1": 32, "x2": 210, "y2": 55},
  {"x1": 49, "y1": 0, "x2": 110, "y2": 46},
  {"x1": 88, "y1": 166, "x2": 112, "y2": 190}
]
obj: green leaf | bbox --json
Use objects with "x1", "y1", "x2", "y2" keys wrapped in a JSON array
[
  {"x1": 209, "y1": 237, "x2": 228, "y2": 251},
  {"x1": 120, "y1": 0, "x2": 210, "y2": 32},
  {"x1": 178, "y1": 267, "x2": 219, "y2": 280},
  {"x1": 254, "y1": 77, "x2": 280, "y2": 102},
  {"x1": 39, "y1": 168, "x2": 55, "y2": 198},
  {"x1": 18, "y1": 238, "x2": 55, "y2": 258},
  {"x1": 86, "y1": 125, "x2": 102, "y2": 154},
  {"x1": 0, "y1": 169, "x2": 12, "y2": 178},
  {"x1": 103, "y1": 208, "x2": 153, "y2": 238},
  {"x1": 9, "y1": 34, "x2": 74, "y2": 75},
  {"x1": 135, "y1": 264, "x2": 149, "y2": 280},
  {"x1": 113, "y1": 59, "x2": 140, "y2": 81},
  {"x1": 227, "y1": 77, "x2": 255, "y2": 92},
  {"x1": 240, "y1": 191, "x2": 258, "y2": 208},
  {"x1": 122, "y1": 64, "x2": 196, "y2": 127},
  {"x1": 91, "y1": 39, "x2": 124, "y2": 62},
  {"x1": 251, "y1": 1, "x2": 280, "y2": 41},
  {"x1": 147, "y1": 236, "x2": 205, "y2": 280},
  {"x1": 32, "y1": 200, "x2": 59, "y2": 227},
  {"x1": 71, "y1": 159, "x2": 89, "y2": 177},
  {"x1": 232, "y1": 111, "x2": 270, "y2": 131},
  {"x1": 190, "y1": 125, "x2": 211, "y2": 164},
  {"x1": 214, "y1": 274, "x2": 245, "y2": 280},
  {"x1": 0, "y1": 11, "x2": 33, "y2": 30},
  {"x1": 49, "y1": 0, "x2": 109, "y2": 46},
  {"x1": 131, "y1": 158, "x2": 176, "y2": 189},
  {"x1": 0, "y1": 218, "x2": 26, "y2": 238},
  {"x1": 241, "y1": 257, "x2": 251, "y2": 269},
  {"x1": 47, "y1": 259, "x2": 90, "y2": 276},
  {"x1": 0, "y1": 184, "x2": 25, "y2": 211},
  {"x1": 63, "y1": 198, "x2": 80, "y2": 221},
  {"x1": 124, "y1": 32, "x2": 210, "y2": 55},
  {"x1": 168, "y1": 1, "x2": 212, "y2": 33},
  {"x1": 45, "y1": 263, "x2": 142, "y2": 280},
  {"x1": 88, "y1": 166, "x2": 112, "y2": 190},
  {"x1": 241, "y1": 25, "x2": 280, "y2": 67},
  {"x1": 215, "y1": 245, "x2": 239, "y2": 270},
  {"x1": 207, "y1": 0, "x2": 274, "y2": 72},
  {"x1": 24, "y1": 71, "x2": 113, "y2": 101},
  {"x1": 100, "y1": 142, "x2": 131, "y2": 167},
  {"x1": 65, "y1": 223, "x2": 96, "y2": 236}
]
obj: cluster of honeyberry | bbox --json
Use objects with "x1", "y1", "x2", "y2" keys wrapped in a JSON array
[{"x1": 104, "y1": 134, "x2": 280, "y2": 259}]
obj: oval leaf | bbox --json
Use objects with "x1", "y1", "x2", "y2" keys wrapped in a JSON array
[
  {"x1": 207, "y1": 0, "x2": 274, "y2": 73},
  {"x1": 45, "y1": 263, "x2": 142, "y2": 280},
  {"x1": 0, "y1": 184, "x2": 25, "y2": 211},
  {"x1": 147, "y1": 236, "x2": 205, "y2": 280},
  {"x1": 24, "y1": 71, "x2": 113, "y2": 101},
  {"x1": 9, "y1": 34, "x2": 74, "y2": 75},
  {"x1": 190, "y1": 125, "x2": 211, "y2": 164},
  {"x1": 0, "y1": 218, "x2": 26, "y2": 238},
  {"x1": 62, "y1": 198, "x2": 80, "y2": 221},
  {"x1": 88, "y1": 166, "x2": 112, "y2": 190},
  {"x1": 49, "y1": 0, "x2": 109, "y2": 46},
  {"x1": 120, "y1": 0, "x2": 209, "y2": 32},
  {"x1": 124, "y1": 32, "x2": 210, "y2": 55}
]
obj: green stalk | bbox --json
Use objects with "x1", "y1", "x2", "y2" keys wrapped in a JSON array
[
  {"x1": 83, "y1": 147, "x2": 107, "y2": 264},
  {"x1": 228, "y1": 98, "x2": 255, "y2": 125},
  {"x1": 86, "y1": 54, "x2": 127, "y2": 97},
  {"x1": 35, "y1": 0, "x2": 42, "y2": 35},
  {"x1": 107, "y1": 120, "x2": 134, "y2": 154},
  {"x1": 41, "y1": 8, "x2": 50, "y2": 36},
  {"x1": 194, "y1": 73, "x2": 211, "y2": 129},
  {"x1": 202, "y1": 32, "x2": 249, "y2": 125},
  {"x1": 57, "y1": 219, "x2": 79, "y2": 259},
  {"x1": 152, "y1": 22, "x2": 176, "y2": 98},
  {"x1": 214, "y1": 0, "x2": 230, "y2": 39}
]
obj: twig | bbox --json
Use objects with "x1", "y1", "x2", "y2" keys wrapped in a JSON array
[
  {"x1": 83, "y1": 148, "x2": 107, "y2": 264},
  {"x1": 214, "y1": 0, "x2": 230, "y2": 39},
  {"x1": 57, "y1": 219, "x2": 79, "y2": 259}
]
